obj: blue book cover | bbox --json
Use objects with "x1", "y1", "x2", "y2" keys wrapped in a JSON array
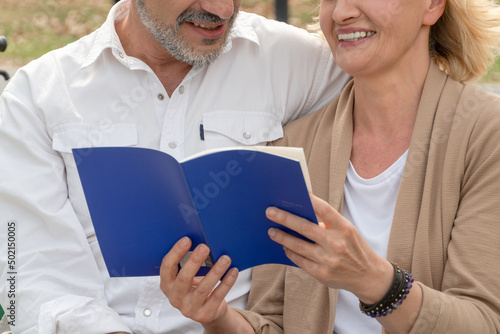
[{"x1": 73, "y1": 146, "x2": 317, "y2": 277}]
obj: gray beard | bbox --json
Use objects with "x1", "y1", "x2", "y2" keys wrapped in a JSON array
[{"x1": 136, "y1": 0, "x2": 238, "y2": 67}]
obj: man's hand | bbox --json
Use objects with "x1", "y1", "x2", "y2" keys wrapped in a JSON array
[{"x1": 160, "y1": 237, "x2": 238, "y2": 324}]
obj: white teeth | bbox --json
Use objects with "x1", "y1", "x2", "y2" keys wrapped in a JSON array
[
  {"x1": 193, "y1": 22, "x2": 217, "y2": 31},
  {"x1": 337, "y1": 31, "x2": 375, "y2": 42}
]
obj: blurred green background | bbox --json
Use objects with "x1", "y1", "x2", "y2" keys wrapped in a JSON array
[
  {"x1": 0, "y1": 0, "x2": 498, "y2": 82},
  {"x1": 0, "y1": 0, "x2": 318, "y2": 65}
]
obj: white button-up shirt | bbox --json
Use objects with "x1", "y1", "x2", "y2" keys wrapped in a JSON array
[{"x1": 0, "y1": 1, "x2": 350, "y2": 333}]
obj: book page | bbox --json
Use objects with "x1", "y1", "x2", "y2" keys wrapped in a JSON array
[
  {"x1": 75, "y1": 147, "x2": 207, "y2": 277},
  {"x1": 180, "y1": 149, "x2": 317, "y2": 271},
  {"x1": 182, "y1": 146, "x2": 312, "y2": 191}
]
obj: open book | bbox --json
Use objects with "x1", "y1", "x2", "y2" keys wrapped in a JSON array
[{"x1": 73, "y1": 146, "x2": 317, "y2": 277}]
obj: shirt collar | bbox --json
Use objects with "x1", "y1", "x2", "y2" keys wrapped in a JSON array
[
  {"x1": 82, "y1": 0, "x2": 129, "y2": 68},
  {"x1": 82, "y1": 0, "x2": 260, "y2": 69},
  {"x1": 224, "y1": 11, "x2": 260, "y2": 52}
]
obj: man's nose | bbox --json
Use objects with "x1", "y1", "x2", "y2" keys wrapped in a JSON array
[{"x1": 199, "y1": 0, "x2": 235, "y2": 20}]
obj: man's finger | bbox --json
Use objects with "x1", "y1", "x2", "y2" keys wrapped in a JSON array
[
  {"x1": 190, "y1": 255, "x2": 233, "y2": 305},
  {"x1": 160, "y1": 237, "x2": 192, "y2": 281},
  {"x1": 176, "y1": 243, "x2": 212, "y2": 285},
  {"x1": 203, "y1": 267, "x2": 239, "y2": 312}
]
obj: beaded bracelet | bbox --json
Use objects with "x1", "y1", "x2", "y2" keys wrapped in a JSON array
[{"x1": 359, "y1": 263, "x2": 414, "y2": 318}]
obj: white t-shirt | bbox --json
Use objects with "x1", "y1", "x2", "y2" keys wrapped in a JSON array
[{"x1": 334, "y1": 151, "x2": 408, "y2": 334}]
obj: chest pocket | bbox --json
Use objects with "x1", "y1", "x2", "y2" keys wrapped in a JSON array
[
  {"x1": 52, "y1": 123, "x2": 138, "y2": 237},
  {"x1": 202, "y1": 111, "x2": 284, "y2": 150},
  {"x1": 52, "y1": 123, "x2": 137, "y2": 153}
]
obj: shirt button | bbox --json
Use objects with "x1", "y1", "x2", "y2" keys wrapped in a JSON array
[
  {"x1": 179, "y1": 85, "x2": 185, "y2": 94},
  {"x1": 169, "y1": 142, "x2": 177, "y2": 149},
  {"x1": 143, "y1": 308, "x2": 152, "y2": 317},
  {"x1": 158, "y1": 93, "x2": 165, "y2": 101},
  {"x1": 118, "y1": 52, "x2": 125, "y2": 59},
  {"x1": 243, "y1": 131, "x2": 251, "y2": 140}
]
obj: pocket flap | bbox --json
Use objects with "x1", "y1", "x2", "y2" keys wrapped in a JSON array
[
  {"x1": 52, "y1": 124, "x2": 138, "y2": 153},
  {"x1": 202, "y1": 111, "x2": 283, "y2": 145}
]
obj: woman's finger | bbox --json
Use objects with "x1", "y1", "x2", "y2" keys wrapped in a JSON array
[
  {"x1": 310, "y1": 194, "x2": 344, "y2": 229},
  {"x1": 266, "y1": 206, "x2": 321, "y2": 242},
  {"x1": 268, "y1": 226, "x2": 321, "y2": 264}
]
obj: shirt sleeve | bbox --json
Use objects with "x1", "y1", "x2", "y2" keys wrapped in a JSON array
[
  {"x1": 0, "y1": 86, "x2": 131, "y2": 333},
  {"x1": 272, "y1": 28, "x2": 351, "y2": 125},
  {"x1": 297, "y1": 37, "x2": 351, "y2": 118}
]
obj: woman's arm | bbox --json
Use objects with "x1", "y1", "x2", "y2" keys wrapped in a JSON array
[{"x1": 266, "y1": 194, "x2": 423, "y2": 333}]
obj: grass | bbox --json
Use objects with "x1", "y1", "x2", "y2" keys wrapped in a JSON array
[
  {"x1": 0, "y1": 0, "x2": 114, "y2": 65},
  {"x1": 480, "y1": 57, "x2": 500, "y2": 83},
  {"x1": 0, "y1": 0, "x2": 498, "y2": 83},
  {"x1": 0, "y1": 0, "x2": 319, "y2": 66}
]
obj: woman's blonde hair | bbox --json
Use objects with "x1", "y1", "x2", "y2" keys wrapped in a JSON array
[
  {"x1": 431, "y1": 0, "x2": 500, "y2": 82},
  {"x1": 309, "y1": 0, "x2": 500, "y2": 82}
]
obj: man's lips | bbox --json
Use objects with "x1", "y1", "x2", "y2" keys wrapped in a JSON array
[
  {"x1": 191, "y1": 22, "x2": 222, "y2": 31},
  {"x1": 186, "y1": 21, "x2": 227, "y2": 39}
]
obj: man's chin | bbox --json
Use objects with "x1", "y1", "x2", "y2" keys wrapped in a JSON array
[
  {"x1": 167, "y1": 44, "x2": 223, "y2": 67},
  {"x1": 202, "y1": 36, "x2": 224, "y2": 46},
  {"x1": 170, "y1": 33, "x2": 229, "y2": 66}
]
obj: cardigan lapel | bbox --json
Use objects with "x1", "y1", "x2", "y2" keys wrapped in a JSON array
[
  {"x1": 328, "y1": 80, "x2": 355, "y2": 212},
  {"x1": 386, "y1": 63, "x2": 449, "y2": 269},
  {"x1": 324, "y1": 83, "x2": 355, "y2": 333}
]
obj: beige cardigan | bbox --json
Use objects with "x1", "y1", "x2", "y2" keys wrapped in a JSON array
[{"x1": 235, "y1": 63, "x2": 500, "y2": 333}]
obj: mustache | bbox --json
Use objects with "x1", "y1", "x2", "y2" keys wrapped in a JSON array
[{"x1": 177, "y1": 9, "x2": 234, "y2": 26}]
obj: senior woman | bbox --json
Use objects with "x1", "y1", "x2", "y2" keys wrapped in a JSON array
[{"x1": 160, "y1": 0, "x2": 500, "y2": 332}]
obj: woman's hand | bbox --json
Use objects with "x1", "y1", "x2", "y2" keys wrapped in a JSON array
[
  {"x1": 266, "y1": 193, "x2": 394, "y2": 304},
  {"x1": 159, "y1": 237, "x2": 238, "y2": 324}
]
